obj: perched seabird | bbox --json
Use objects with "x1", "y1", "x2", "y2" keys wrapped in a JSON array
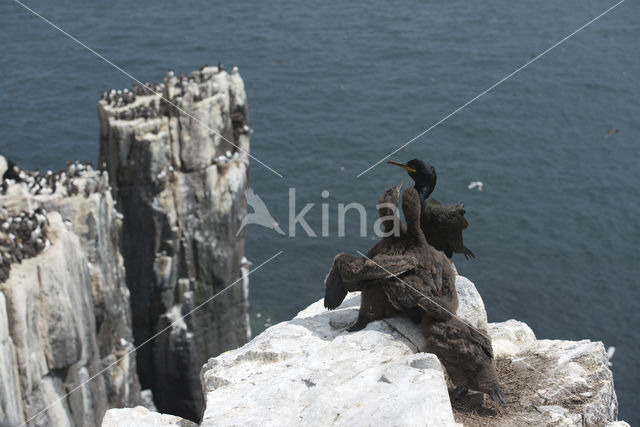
[
  {"x1": 323, "y1": 187, "x2": 506, "y2": 404},
  {"x1": 388, "y1": 159, "x2": 475, "y2": 260},
  {"x1": 324, "y1": 186, "x2": 458, "y2": 331},
  {"x1": 606, "y1": 346, "x2": 616, "y2": 367},
  {"x1": 421, "y1": 314, "x2": 507, "y2": 403},
  {"x1": 3, "y1": 160, "x2": 22, "y2": 182}
]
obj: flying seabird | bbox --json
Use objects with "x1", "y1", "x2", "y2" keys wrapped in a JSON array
[{"x1": 467, "y1": 181, "x2": 483, "y2": 191}]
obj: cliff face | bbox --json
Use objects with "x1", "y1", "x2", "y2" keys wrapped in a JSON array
[
  {"x1": 0, "y1": 159, "x2": 140, "y2": 426},
  {"x1": 98, "y1": 66, "x2": 251, "y2": 420}
]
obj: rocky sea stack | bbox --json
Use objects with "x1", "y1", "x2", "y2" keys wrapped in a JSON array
[
  {"x1": 0, "y1": 65, "x2": 252, "y2": 425},
  {"x1": 98, "y1": 65, "x2": 251, "y2": 421}
]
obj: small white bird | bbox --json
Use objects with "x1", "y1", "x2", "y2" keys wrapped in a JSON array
[
  {"x1": 606, "y1": 346, "x2": 616, "y2": 367},
  {"x1": 468, "y1": 181, "x2": 484, "y2": 191}
]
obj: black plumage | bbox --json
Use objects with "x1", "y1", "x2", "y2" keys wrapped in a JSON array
[
  {"x1": 324, "y1": 185, "x2": 458, "y2": 331},
  {"x1": 323, "y1": 185, "x2": 505, "y2": 404},
  {"x1": 421, "y1": 314, "x2": 507, "y2": 403},
  {"x1": 388, "y1": 159, "x2": 475, "y2": 260}
]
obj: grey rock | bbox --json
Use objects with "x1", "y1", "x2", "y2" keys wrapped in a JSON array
[
  {"x1": 454, "y1": 274, "x2": 487, "y2": 331},
  {"x1": 99, "y1": 276, "x2": 626, "y2": 426},
  {"x1": 0, "y1": 159, "x2": 140, "y2": 425},
  {"x1": 0, "y1": 292, "x2": 22, "y2": 425},
  {"x1": 98, "y1": 67, "x2": 251, "y2": 420},
  {"x1": 199, "y1": 295, "x2": 458, "y2": 427}
]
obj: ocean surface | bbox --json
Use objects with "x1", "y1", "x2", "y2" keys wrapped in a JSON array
[{"x1": 1, "y1": 0, "x2": 638, "y2": 422}]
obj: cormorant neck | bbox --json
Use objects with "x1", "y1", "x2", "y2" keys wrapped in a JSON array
[
  {"x1": 414, "y1": 184, "x2": 433, "y2": 201},
  {"x1": 406, "y1": 214, "x2": 421, "y2": 237},
  {"x1": 379, "y1": 209, "x2": 397, "y2": 234}
]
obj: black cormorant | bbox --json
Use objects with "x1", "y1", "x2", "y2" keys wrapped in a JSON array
[
  {"x1": 387, "y1": 159, "x2": 475, "y2": 260},
  {"x1": 324, "y1": 186, "x2": 458, "y2": 331},
  {"x1": 421, "y1": 314, "x2": 507, "y2": 403}
]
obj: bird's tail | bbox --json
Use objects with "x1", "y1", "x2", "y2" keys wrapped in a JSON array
[
  {"x1": 462, "y1": 246, "x2": 475, "y2": 260},
  {"x1": 488, "y1": 383, "x2": 507, "y2": 403}
]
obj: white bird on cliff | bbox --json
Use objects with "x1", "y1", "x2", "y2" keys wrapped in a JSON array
[
  {"x1": 236, "y1": 188, "x2": 285, "y2": 236},
  {"x1": 606, "y1": 346, "x2": 615, "y2": 367}
]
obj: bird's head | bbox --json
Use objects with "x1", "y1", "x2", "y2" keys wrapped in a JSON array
[
  {"x1": 387, "y1": 159, "x2": 437, "y2": 198},
  {"x1": 378, "y1": 182, "x2": 403, "y2": 207}
]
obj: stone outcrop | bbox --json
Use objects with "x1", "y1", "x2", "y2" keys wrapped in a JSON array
[
  {"x1": 98, "y1": 66, "x2": 251, "y2": 421},
  {"x1": 193, "y1": 274, "x2": 622, "y2": 426},
  {"x1": 0, "y1": 159, "x2": 140, "y2": 426},
  {"x1": 102, "y1": 273, "x2": 626, "y2": 426}
]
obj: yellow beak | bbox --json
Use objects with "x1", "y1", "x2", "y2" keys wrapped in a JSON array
[{"x1": 387, "y1": 160, "x2": 416, "y2": 173}]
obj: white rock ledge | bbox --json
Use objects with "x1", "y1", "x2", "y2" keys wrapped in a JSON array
[
  {"x1": 201, "y1": 295, "x2": 456, "y2": 427},
  {"x1": 102, "y1": 406, "x2": 196, "y2": 427},
  {"x1": 103, "y1": 275, "x2": 626, "y2": 426}
]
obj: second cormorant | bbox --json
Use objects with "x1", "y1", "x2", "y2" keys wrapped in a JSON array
[{"x1": 388, "y1": 159, "x2": 475, "y2": 260}]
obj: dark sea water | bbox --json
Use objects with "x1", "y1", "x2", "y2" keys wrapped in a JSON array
[{"x1": 1, "y1": 0, "x2": 638, "y2": 422}]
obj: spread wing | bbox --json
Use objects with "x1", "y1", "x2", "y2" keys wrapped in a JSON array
[
  {"x1": 422, "y1": 199, "x2": 474, "y2": 259},
  {"x1": 382, "y1": 267, "x2": 455, "y2": 321},
  {"x1": 324, "y1": 253, "x2": 418, "y2": 310},
  {"x1": 337, "y1": 254, "x2": 418, "y2": 283}
]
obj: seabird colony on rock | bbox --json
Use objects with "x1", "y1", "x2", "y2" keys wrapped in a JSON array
[
  {"x1": 0, "y1": 207, "x2": 50, "y2": 282},
  {"x1": 0, "y1": 159, "x2": 111, "y2": 283},
  {"x1": 1, "y1": 160, "x2": 101, "y2": 197},
  {"x1": 99, "y1": 63, "x2": 252, "y2": 133},
  {"x1": 324, "y1": 158, "x2": 507, "y2": 405}
]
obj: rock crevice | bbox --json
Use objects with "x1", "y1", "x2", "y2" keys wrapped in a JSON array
[{"x1": 98, "y1": 66, "x2": 251, "y2": 421}]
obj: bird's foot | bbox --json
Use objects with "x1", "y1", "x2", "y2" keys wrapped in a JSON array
[
  {"x1": 449, "y1": 387, "x2": 469, "y2": 402},
  {"x1": 488, "y1": 384, "x2": 507, "y2": 404},
  {"x1": 346, "y1": 318, "x2": 368, "y2": 332}
]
